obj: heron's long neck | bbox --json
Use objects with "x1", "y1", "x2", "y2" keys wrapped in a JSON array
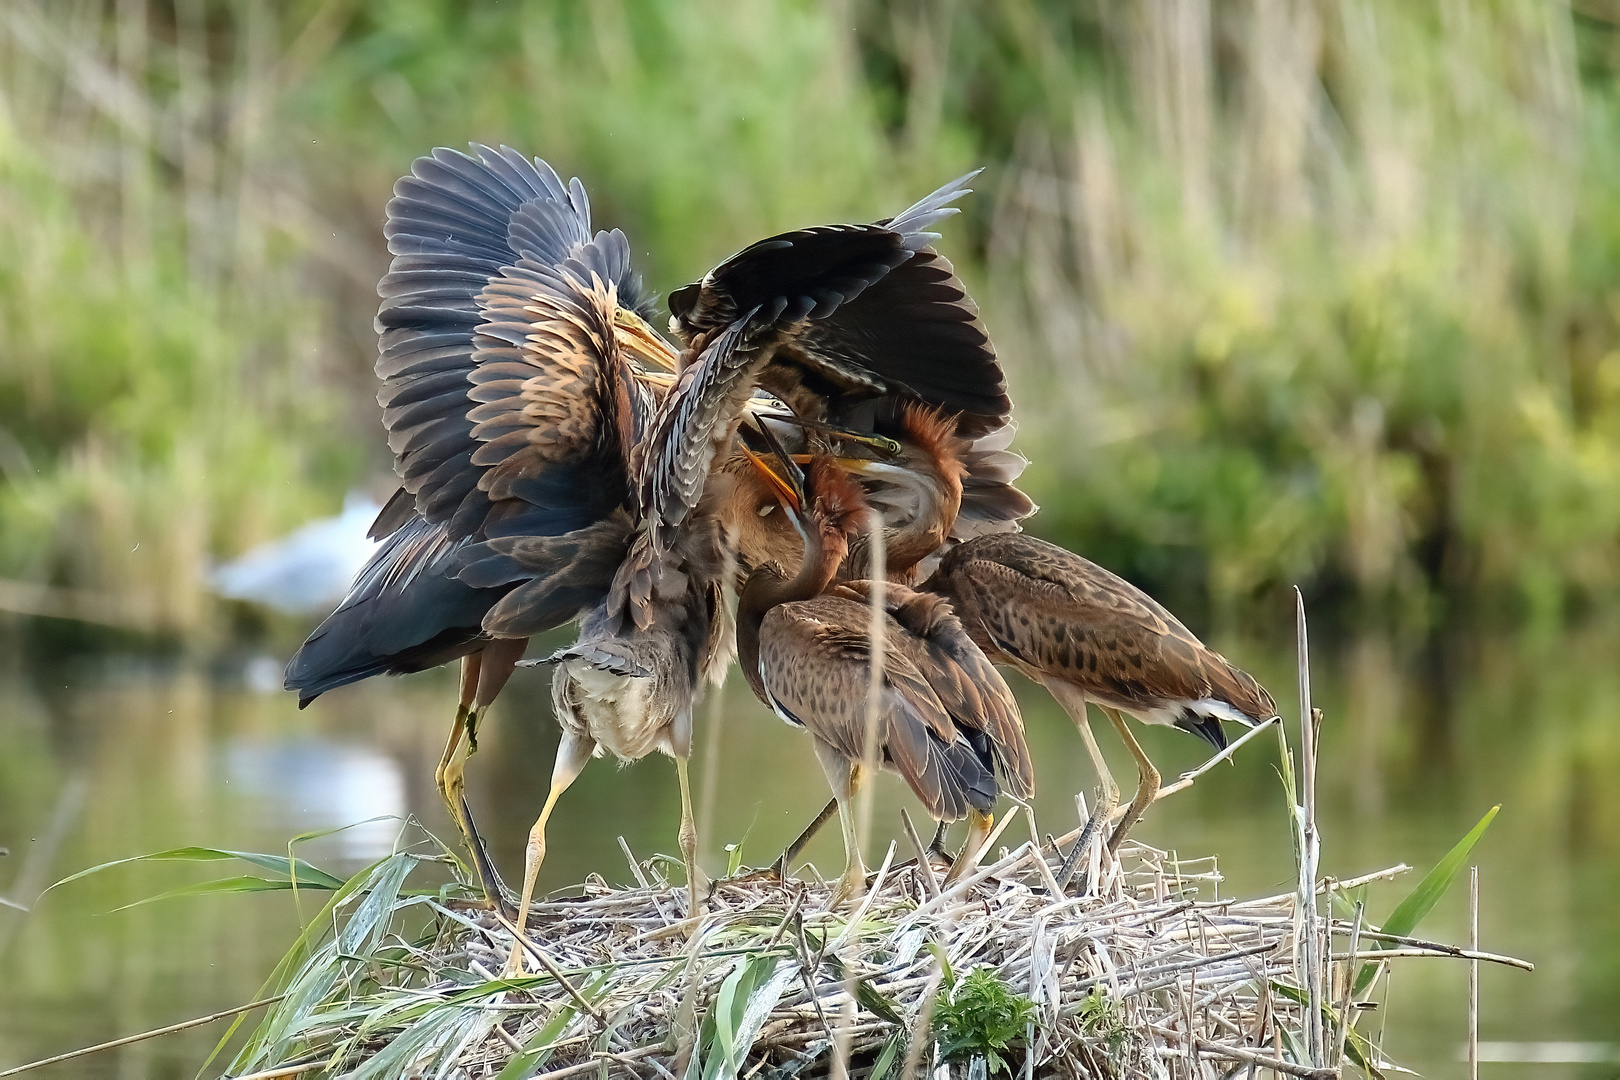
[{"x1": 737, "y1": 518, "x2": 845, "y2": 701}]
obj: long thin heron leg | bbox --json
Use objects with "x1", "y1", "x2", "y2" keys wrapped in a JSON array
[
  {"x1": 942, "y1": 809, "x2": 994, "y2": 884},
  {"x1": 830, "y1": 797, "x2": 868, "y2": 906},
  {"x1": 434, "y1": 653, "x2": 481, "y2": 824},
  {"x1": 675, "y1": 755, "x2": 706, "y2": 920},
  {"x1": 776, "y1": 797, "x2": 839, "y2": 877},
  {"x1": 814, "y1": 742, "x2": 868, "y2": 906},
  {"x1": 503, "y1": 732, "x2": 593, "y2": 978},
  {"x1": 1102, "y1": 705, "x2": 1160, "y2": 854},
  {"x1": 927, "y1": 821, "x2": 950, "y2": 859},
  {"x1": 466, "y1": 637, "x2": 528, "y2": 754},
  {"x1": 435, "y1": 655, "x2": 491, "y2": 901},
  {"x1": 1047, "y1": 681, "x2": 1120, "y2": 891}
]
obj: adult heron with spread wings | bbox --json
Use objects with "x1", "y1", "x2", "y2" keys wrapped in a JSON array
[{"x1": 284, "y1": 146, "x2": 678, "y2": 893}]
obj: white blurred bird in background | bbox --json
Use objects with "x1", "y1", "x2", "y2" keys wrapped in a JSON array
[{"x1": 210, "y1": 493, "x2": 381, "y2": 614}]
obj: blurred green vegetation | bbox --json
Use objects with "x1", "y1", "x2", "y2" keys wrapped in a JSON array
[{"x1": 3, "y1": 0, "x2": 1620, "y2": 640}]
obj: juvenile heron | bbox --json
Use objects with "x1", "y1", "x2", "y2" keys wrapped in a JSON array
[
  {"x1": 785, "y1": 403, "x2": 1278, "y2": 871},
  {"x1": 738, "y1": 453, "x2": 1034, "y2": 902}
]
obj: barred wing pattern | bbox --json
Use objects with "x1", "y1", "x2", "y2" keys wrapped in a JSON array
[
  {"x1": 376, "y1": 144, "x2": 650, "y2": 539},
  {"x1": 926, "y1": 533, "x2": 1278, "y2": 744},
  {"x1": 286, "y1": 146, "x2": 660, "y2": 701}
]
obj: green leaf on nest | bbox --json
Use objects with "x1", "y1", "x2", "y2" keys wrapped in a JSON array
[
  {"x1": 1354, "y1": 805, "x2": 1499, "y2": 995},
  {"x1": 932, "y1": 965, "x2": 1037, "y2": 1076}
]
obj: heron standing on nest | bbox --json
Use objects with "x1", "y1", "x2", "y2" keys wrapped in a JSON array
[
  {"x1": 738, "y1": 450, "x2": 1034, "y2": 902},
  {"x1": 781, "y1": 402, "x2": 1278, "y2": 875},
  {"x1": 285, "y1": 145, "x2": 679, "y2": 901}
]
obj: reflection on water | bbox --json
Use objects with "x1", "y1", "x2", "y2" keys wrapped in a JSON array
[
  {"x1": 220, "y1": 737, "x2": 406, "y2": 863},
  {"x1": 1, "y1": 623, "x2": 1618, "y2": 1078}
]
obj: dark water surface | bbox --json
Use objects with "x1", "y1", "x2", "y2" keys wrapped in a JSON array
[{"x1": 1, "y1": 624, "x2": 1617, "y2": 1077}]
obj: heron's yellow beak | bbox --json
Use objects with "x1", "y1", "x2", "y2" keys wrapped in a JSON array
[
  {"x1": 742, "y1": 446, "x2": 803, "y2": 512},
  {"x1": 613, "y1": 308, "x2": 680, "y2": 372}
]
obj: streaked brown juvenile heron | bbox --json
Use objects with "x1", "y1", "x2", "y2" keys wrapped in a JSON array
[
  {"x1": 737, "y1": 452, "x2": 1034, "y2": 902},
  {"x1": 783, "y1": 403, "x2": 1277, "y2": 874},
  {"x1": 925, "y1": 534, "x2": 1278, "y2": 874}
]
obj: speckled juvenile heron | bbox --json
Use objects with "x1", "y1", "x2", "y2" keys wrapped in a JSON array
[
  {"x1": 782, "y1": 403, "x2": 1278, "y2": 872},
  {"x1": 926, "y1": 534, "x2": 1278, "y2": 870},
  {"x1": 737, "y1": 452, "x2": 1034, "y2": 902}
]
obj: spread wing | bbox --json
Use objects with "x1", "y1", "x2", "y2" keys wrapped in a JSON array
[
  {"x1": 614, "y1": 173, "x2": 1010, "y2": 624},
  {"x1": 375, "y1": 143, "x2": 655, "y2": 540},
  {"x1": 667, "y1": 172, "x2": 1009, "y2": 439},
  {"x1": 287, "y1": 146, "x2": 663, "y2": 700}
]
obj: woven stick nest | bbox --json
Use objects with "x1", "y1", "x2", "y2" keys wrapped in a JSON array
[{"x1": 221, "y1": 780, "x2": 1526, "y2": 1080}]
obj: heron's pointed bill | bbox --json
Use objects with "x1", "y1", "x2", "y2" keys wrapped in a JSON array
[
  {"x1": 742, "y1": 446, "x2": 803, "y2": 513},
  {"x1": 612, "y1": 308, "x2": 680, "y2": 372},
  {"x1": 758, "y1": 412, "x2": 904, "y2": 460}
]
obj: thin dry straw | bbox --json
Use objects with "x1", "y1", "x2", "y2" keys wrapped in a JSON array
[
  {"x1": 855, "y1": 509, "x2": 887, "y2": 857},
  {"x1": 0, "y1": 995, "x2": 285, "y2": 1077},
  {"x1": 1335, "y1": 900, "x2": 1363, "y2": 1068},
  {"x1": 1469, "y1": 865, "x2": 1480, "y2": 1080},
  {"x1": 1295, "y1": 586, "x2": 1325, "y2": 1067}
]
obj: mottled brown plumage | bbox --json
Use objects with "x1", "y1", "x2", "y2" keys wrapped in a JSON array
[
  {"x1": 925, "y1": 532, "x2": 1277, "y2": 865},
  {"x1": 927, "y1": 534, "x2": 1276, "y2": 743},
  {"x1": 738, "y1": 457, "x2": 1032, "y2": 901}
]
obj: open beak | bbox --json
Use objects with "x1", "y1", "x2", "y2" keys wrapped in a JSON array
[
  {"x1": 613, "y1": 308, "x2": 680, "y2": 372},
  {"x1": 747, "y1": 420, "x2": 808, "y2": 512}
]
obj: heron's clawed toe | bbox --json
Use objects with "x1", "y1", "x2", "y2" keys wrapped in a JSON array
[{"x1": 829, "y1": 867, "x2": 868, "y2": 908}]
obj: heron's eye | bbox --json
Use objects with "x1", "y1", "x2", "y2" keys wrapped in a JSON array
[{"x1": 757, "y1": 504, "x2": 776, "y2": 517}]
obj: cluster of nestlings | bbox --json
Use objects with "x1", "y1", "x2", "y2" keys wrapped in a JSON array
[{"x1": 283, "y1": 146, "x2": 1278, "y2": 980}]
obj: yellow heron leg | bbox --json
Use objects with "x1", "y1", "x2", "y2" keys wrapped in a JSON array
[
  {"x1": 1047, "y1": 681, "x2": 1120, "y2": 891},
  {"x1": 503, "y1": 731, "x2": 593, "y2": 978},
  {"x1": 1102, "y1": 705, "x2": 1160, "y2": 854},
  {"x1": 675, "y1": 754, "x2": 707, "y2": 921},
  {"x1": 814, "y1": 743, "x2": 869, "y2": 906},
  {"x1": 434, "y1": 653, "x2": 481, "y2": 829},
  {"x1": 942, "y1": 809, "x2": 994, "y2": 885}
]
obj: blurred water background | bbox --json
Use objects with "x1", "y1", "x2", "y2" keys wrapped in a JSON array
[{"x1": 1, "y1": 1, "x2": 1619, "y2": 1076}]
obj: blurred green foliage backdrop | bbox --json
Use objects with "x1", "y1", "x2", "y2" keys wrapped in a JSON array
[{"x1": 3, "y1": 0, "x2": 1619, "y2": 640}]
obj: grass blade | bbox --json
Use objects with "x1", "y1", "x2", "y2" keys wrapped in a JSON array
[
  {"x1": 110, "y1": 875, "x2": 336, "y2": 911},
  {"x1": 46, "y1": 846, "x2": 345, "y2": 894},
  {"x1": 1354, "y1": 806, "x2": 1499, "y2": 995}
]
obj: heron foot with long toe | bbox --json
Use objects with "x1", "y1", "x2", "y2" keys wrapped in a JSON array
[{"x1": 941, "y1": 810, "x2": 994, "y2": 887}]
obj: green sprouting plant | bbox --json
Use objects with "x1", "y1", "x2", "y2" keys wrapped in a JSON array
[
  {"x1": 1076, "y1": 986, "x2": 1128, "y2": 1060},
  {"x1": 931, "y1": 965, "x2": 1038, "y2": 1076}
]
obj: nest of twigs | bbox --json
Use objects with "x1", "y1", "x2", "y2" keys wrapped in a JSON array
[{"x1": 221, "y1": 795, "x2": 1511, "y2": 1080}]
